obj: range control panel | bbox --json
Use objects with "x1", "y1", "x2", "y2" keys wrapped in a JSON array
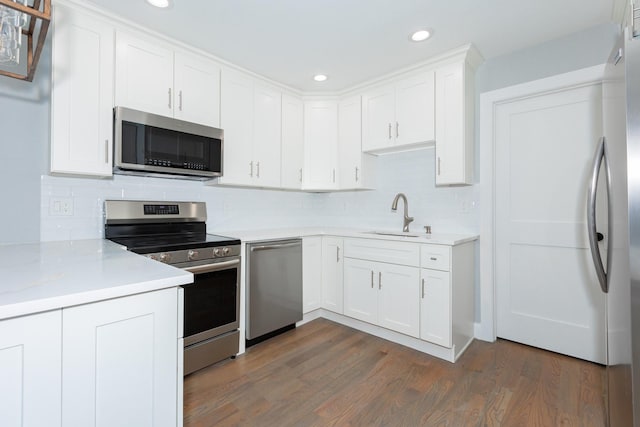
[{"x1": 143, "y1": 204, "x2": 179, "y2": 215}]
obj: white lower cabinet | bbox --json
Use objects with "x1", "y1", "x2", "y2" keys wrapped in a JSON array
[
  {"x1": 303, "y1": 236, "x2": 323, "y2": 313},
  {"x1": 419, "y1": 242, "x2": 474, "y2": 352},
  {"x1": 344, "y1": 258, "x2": 420, "y2": 338},
  {"x1": 0, "y1": 311, "x2": 62, "y2": 427},
  {"x1": 420, "y1": 268, "x2": 451, "y2": 347},
  {"x1": 62, "y1": 288, "x2": 179, "y2": 427},
  {"x1": 321, "y1": 237, "x2": 344, "y2": 313}
]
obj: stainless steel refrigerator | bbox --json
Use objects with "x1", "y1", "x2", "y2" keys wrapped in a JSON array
[{"x1": 588, "y1": 27, "x2": 640, "y2": 426}]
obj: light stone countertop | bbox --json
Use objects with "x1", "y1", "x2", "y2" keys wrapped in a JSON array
[
  {"x1": 0, "y1": 239, "x2": 192, "y2": 321},
  {"x1": 217, "y1": 227, "x2": 478, "y2": 246}
]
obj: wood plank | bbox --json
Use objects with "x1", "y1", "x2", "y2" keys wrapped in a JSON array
[{"x1": 184, "y1": 319, "x2": 607, "y2": 426}]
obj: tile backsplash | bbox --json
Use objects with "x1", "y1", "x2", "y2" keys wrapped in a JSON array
[{"x1": 40, "y1": 148, "x2": 479, "y2": 241}]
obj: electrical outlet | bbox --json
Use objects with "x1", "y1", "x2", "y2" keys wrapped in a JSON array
[{"x1": 49, "y1": 197, "x2": 74, "y2": 216}]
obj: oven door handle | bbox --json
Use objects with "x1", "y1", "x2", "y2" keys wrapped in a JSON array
[
  {"x1": 184, "y1": 258, "x2": 240, "y2": 274},
  {"x1": 250, "y1": 242, "x2": 301, "y2": 252}
]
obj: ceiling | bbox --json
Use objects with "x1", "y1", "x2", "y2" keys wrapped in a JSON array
[{"x1": 84, "y1": 0, "x2": 617, "y2": 92}]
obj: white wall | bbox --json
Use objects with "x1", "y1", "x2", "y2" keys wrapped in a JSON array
[{"x1": 0, "y1": 42, "x2": 50, "y2": 244}]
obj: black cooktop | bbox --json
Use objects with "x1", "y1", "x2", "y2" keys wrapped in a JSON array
[{"x1": 108, "y1": 233, "x2": 241, "y2": 254}]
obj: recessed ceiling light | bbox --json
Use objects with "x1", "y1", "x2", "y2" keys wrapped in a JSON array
[
  {"x1": 410, "y1": 29, "x2": 432, "y2": 42},
  {"x1": 146, "y1": 0, "x2": 171, "y2": 8},
  {"x1": 313, "y1": 74, "x2": 328, "y2": 82}
]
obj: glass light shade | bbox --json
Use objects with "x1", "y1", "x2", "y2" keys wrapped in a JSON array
[{"x1": 0, "y1": 0, "x2": 27, "y2": 65}]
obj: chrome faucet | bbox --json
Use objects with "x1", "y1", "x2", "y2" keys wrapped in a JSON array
[{"x1": 391, "y1": 193, "x2": 414, "y2": 232}]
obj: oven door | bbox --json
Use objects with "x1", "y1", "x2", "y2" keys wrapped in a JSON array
[{"x1": 182, "y1": 256, "x2": 240, "y2": 346}]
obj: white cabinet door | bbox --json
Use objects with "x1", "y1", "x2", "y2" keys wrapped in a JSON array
[
  {"x1": 338, "y1": 95, "x2": 370, "y2": 189},
  {"x1": 343, "y1": 258, "x2": 377, "y2": 324},
  {"x1": 435, "y1": 62, "x2": 473, "y2": 185},
  {"x1": 420, "y1": 269, "x2": 452, "y2": 347},
  {"x1": 51, "y1": 4, "x2": 113, "y2": 177},
  {"x1": 219, "y1": 69, "x2": 254, "y2": 185},
  {"x1": 115, "y1": 31, "x2": 174, "y2": 117},
  {"x1": 174, "y1": 52, "x2": 221, "y2": 127},
  {"x1": 395, "y1": 72, "x2": 435, "y2": 146},
  {"x1": 321, "y1": 237, "x2": 344, "y2": 313},
  {"x1": 0, "y1": 311, "x2": 62, "y2": 427},
  {"x1": 253, "y1": 82, "x2": 282, "y2": 188},
  {"x1": 304, "y1": 101, "x2": 339, "y2": 190},
  {"x1": 281, "y1": 94, "x2": 304, "y2": 189},
  {"x1": 362, "y1": 86, "x2": 395, "y2": 151},
  {"x1": 62, "y1": 289, "x2": 178, "y2": 427},
  {"x1": 303, "y1": 236, "x2": 323, "y2": 313},
  {"x1": 378, "y1": 263, "x2": 420, "y2": 337}
]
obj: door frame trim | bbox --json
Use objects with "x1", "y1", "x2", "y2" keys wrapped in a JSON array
[{"x1": 477, "y1": 64, "x2": 606, "y2": 341}]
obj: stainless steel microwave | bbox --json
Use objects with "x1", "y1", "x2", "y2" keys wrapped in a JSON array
[{"x1": 113, "y1": 107, "x2": 223, "y2": 179}]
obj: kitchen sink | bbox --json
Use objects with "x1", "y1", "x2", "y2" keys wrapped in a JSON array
[{"x1": 365, "y1": 231, "x2": 423, "y2": 238}]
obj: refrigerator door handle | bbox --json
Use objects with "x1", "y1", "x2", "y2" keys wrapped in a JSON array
[{"x1": 587, "y1": 137, "x2": 609, "y2": 293}]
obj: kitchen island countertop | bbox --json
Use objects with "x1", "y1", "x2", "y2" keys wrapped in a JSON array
[{"x1": 0, "y1": 239, "x2": 192, "y2": 321}]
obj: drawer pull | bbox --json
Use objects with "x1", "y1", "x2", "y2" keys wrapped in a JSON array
[
  {"x1": 371, "y1": 271, "x2": 374, "y2": 288},
  {"x1": 430, "y1": 257, "x2": 437, "y2": 261}
]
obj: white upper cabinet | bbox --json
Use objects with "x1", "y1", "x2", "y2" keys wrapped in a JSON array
[
  {"x1": 115, "y1": 31, "x2": 221, "y2": 127},
  {"x1": 174, "y1": 52, "x2": 221, "y2": 127},
  {"x1": 435, "y1": 61, "x2": 474, "y2": 185},
  {"x1": 281, "y1": 94, "x2": 305, "y2": 190},
  {"x1": 361, "y1": 86, "x2": 395, "y2": 152},
  {"x1": 219, "y1": 69, "x2": 254, "y2": 186},
  {"x1": 252, "y1": 82, "x2": 282, "y2": 187},
  {"x1": 51, "y1": 4, "x2": 114, "y2": 177},
  {"x1": 395, "y1": 73, "x2": 436, "y2": 146},
  {"x1": 217, "y1": 68, "x2": 282, "y2": 188},
  {"x1": 362, "y1": 71, "x2": 435, "y2": 153},
  {"x1": 303, "y1": 100, "x2": 339, "y2": 190},
  {"x1": 115, "y1": 31, "x2": 174, "y2": 117},
  {"x1": 338, "y1": 96, "x2": 375, "y2": 190}
]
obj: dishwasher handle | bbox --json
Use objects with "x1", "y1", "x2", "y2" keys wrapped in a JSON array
[{"x1": 250, "y1": 241, "x2": 302, "y2": 252}]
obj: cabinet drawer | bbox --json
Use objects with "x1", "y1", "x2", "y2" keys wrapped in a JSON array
[
  {"x1": 344, "y1": 238, "x2": 420, "y2": 267},
  {"x1": 420, "y1": 245, "x2": 451, "y2": 271}
]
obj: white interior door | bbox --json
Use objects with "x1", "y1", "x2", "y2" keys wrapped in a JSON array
[{"x1": 495, "y1": 83, "x2": 607, "y2": 364}]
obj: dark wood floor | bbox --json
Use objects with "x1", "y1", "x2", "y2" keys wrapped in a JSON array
[{"x1": 183, "y1": 318, "x2": 607, "y2": 427}]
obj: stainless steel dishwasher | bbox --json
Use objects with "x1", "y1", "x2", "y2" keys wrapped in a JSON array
[{"x1": 246, "y1": 239, "x2": 303, "y2": 346}]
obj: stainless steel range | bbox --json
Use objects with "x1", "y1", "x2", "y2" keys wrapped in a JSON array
[{"x1": 104, "y1": 200, "x2": 240, "y2": 375}]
